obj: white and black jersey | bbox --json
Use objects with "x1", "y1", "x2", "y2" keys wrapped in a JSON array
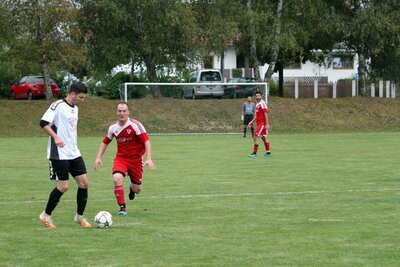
[{"x1": 41, "y1": 99, "x2": 81, "y2": 160}]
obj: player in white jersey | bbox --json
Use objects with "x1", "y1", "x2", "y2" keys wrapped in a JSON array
[{"x1": 38, "y1": 81, "x2": 92, "y2": 228}]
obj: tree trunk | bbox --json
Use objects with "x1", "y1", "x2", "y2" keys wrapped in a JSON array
[
  {"x1": 357, "y1": 52, "x2": 367, "y2": 96},
  {"x1": 278, "y1": 64, "x2": 284, "y2": 97},
  {"x1": 247, "y1": 0, "x2": 261, "y2": 81},
  {"x1": 41, "y1": 59, "x2": 53, "y2": 100},
  {"x1": 264, "y1": 0, "x2": 283, "y2": 82},
  {"x1": 220, "y1": 50, "x2": 225, "y2": 81},
  {"x1": 145, "y1": 59, "x2": 162, "y2": 98}
]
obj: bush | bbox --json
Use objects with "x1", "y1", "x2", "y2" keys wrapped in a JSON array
[
  {"x1": 84, "y1": 77, "x2": 101, "y2": 96},
  {"x1": 232, "y1": 68, "x2": 243, "y2": 78},
  {"x1": 268, "y1": 82, "x2": 279, "y2": 96},
  {"x1": 100, "y1": 72, "x2": 148, "y2": 99},
  {"x1": 159, "y1": 76, "x2": 183, "y2": 98},
  {"x1": 127, "y1": 75, "x2": 148, "y2": 99},
  {"x1": 0, "y1": 63, "x2": 18, "y2": 99}
]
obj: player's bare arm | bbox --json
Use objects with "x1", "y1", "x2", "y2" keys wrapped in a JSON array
[
  {"x1": 94, "y1": 142, "x2": 109, "y2": 170},
  {"x1": 42, "y1": 124, "x2": 65, "y2": 148},
  {"x1": 144, "y1": 140, "x2": 156, "y2": 170},
  {"x1": 247, "y1": 117, "x2": 255, "y2": 128},
  {"x1": 264, "y1": 111, "x2": 269, "y2": 130}
]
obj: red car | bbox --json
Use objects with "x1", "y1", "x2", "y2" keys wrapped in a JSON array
[{"x1": 10, "y1": 76, "x2": 61, "y2": 100}]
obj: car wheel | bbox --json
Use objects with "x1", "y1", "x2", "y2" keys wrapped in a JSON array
[
  {"x1": 27, "y1": 91, "x2": 33, "y2": 100},
  {"x1": 10, "y1": 91, "x2": 16, "y2": 100}
]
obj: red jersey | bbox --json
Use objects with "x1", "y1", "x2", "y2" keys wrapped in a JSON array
[
  {"x1": 102, "y1": 118, "x2": 149, "y2": 158},
  {"x1": 255, "y1": 99, "x2": 268, "y2": 125}
]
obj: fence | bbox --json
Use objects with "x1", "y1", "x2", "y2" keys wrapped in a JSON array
[
  {"x1": 120, "y1": 82, "x2": 269, "y2": 102},
  {"x1": 284, "y1": 79, "x2": 397, "y2": 99}
]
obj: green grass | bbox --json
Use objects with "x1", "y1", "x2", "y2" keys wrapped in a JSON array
[
  {"x1": 1, "y1": 133, "x2": 400, "y2": 266},
  {"x1": 1, "y1": 96, "x2": 400, "y2": 136}
]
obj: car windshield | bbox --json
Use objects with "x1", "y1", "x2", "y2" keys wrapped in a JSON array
[
  {"x1": 34, "y1": 77, "x2": 44, "y2": 83},
  {"x1": 200, "y1": 72, "x2": 221, "y2": 82},
  {"x1": 19, "y1": 77, "x2": 28, "y2": 84}
]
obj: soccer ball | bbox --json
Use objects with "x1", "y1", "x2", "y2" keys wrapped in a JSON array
[{"x1": 94, "y1": 211, "x2": 113, "y2": 228}]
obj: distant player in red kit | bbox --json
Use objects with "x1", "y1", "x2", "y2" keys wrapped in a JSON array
[
  {"x1": 94, "y1": 101, "x2": 156, "y2": 215},
  {"x1": 248, "y1": 91, "x2": 271, "y2": 158}
]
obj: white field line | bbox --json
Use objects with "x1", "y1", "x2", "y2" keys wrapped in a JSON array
[{"x1": 1, "y1": 188, "x2": 399, "y2": 205}]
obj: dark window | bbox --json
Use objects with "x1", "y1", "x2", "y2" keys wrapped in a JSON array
[{"x1": 237, "y1": 54, "x2": 245, "y2": 68}]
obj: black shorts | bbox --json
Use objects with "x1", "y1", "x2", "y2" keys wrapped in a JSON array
[
  {"x1": 49, "y1": 157, "x2": 87, "y2": 181},
  {"x1": 243, "y1": 114, "x2": 254, "y2": 125}
]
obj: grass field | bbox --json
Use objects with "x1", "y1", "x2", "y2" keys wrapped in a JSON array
[{"x1": 1, "y1": 133, "x2": 399, "y2": 266}]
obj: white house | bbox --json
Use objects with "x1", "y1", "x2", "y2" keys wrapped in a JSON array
[{"x1": 211, "y1": 45, "x2": 359, "y2": 83}]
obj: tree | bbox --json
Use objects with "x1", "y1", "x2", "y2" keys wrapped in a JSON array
[
  {"x1": 5, "y1": 0, "x2": 86, "y2": 99},
  {"x1": 190, "y1": 0, "x2": 241, "y2": 80},
  {"x1": 263, "y1": 0, "x2": 283, "y2": 83},
  {"x1": 79, "y1": 0, "x2": 200, "y2": 98},
  {"x1": 364, "y1": 0, "x2": 400, "y2": 83},
  {"x1": 329, "y1": 0, "x2": 400, "y2": 95},
  {"x1": 237, "y1": 0, "x2": 341, "y2": 95}
]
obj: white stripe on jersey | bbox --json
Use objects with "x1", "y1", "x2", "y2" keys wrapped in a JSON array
[
  {"x1": 107, "y1": 118, "x2": 147, "y2": 139},
  {"x1": 257, "y1": 99, "x2": 268, "y2": 110}
]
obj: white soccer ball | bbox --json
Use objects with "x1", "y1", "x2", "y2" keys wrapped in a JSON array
[{"x1": 94, "y1": 211, "x2": 113, "y2": 228}]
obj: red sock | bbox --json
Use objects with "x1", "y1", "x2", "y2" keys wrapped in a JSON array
[
  {"x1": 265, "y1": 142, "x2": 270, "y2": 152},
  {"x1": 253, "y1": 144, "x2": 259, "y2": 153},
  {"x1": 114, "y1": 185, "x2": 125, "y2": 208}
]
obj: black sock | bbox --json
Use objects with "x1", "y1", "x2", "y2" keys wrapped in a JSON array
[
  {"x1": 76, "y1": 188, "x2": 88, "y2": 215},
  {"x1": 45, "y1": 188, "x2": 63, "y2": 215}
]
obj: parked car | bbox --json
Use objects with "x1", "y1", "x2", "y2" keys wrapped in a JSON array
[
  {"x1": 224, "y1": 77, "x2": 258, "y2": 99},
  {"x1": 182, "y1": 69, "x2": 224, "y2": 99},
  {"x1": 9, "y1": 76, "x2": 61, "y2": 100}
]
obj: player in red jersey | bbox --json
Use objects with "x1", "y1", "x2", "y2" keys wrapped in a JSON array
[
  {"x1": 247, "y1": 91, "x2": 271, "y2": 158},
  {"x1": 94, "y1": 101, "x2": 156, "y2": 215}
]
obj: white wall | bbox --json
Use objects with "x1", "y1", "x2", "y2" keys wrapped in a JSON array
[
  {"x1": 213, "y1": 46, "x2": 237, "y2": 69},
  {"x1": 215, "y1": 47, "x2": 359, "y2": 82}
]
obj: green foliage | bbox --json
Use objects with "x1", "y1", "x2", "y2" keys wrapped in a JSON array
[
  {"x1": 127, "y1": 75, "x2": 148, "y2": 99},
  {"x1": 0, "y1": 62, "x2": 18, "y2": 99},
  {"x1": 79, "y1": 1, "x2": 199, "y2": 83},
  {"x1": 268, "y1": 81, "x2": 279, "y2": 97},
  {"x1": 100, "y1": 72, "x2": 148, "y2": 100},
  {"x1": 84, "y1": 77, "x2": 100, "y2": 96},
  {"x1": 2, "y1": 0, "x2": 400, "y2": 95},
  {"x1": 232, "y1": 68, "x2": 243, "y2": 78},
  {"x1": 101, "y1": 72, "x2": 130, "y2": 99},
  {"x1": 4, "y1": 0, "x2": 87, "y2": 99},
  {"x1": 159, "y1": 76, "x2": 183, "y2": 98}
]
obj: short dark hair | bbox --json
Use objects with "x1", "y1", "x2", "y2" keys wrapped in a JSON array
[
  {"x1": 255, "y1": 91, "x2": 262, "y2": 95},
  {"x1": 69, "y1": 81, "x2": 87, "y2": 94},
  {"x1": 116, "y1": 101, "x2": 129, "y2": 110}
]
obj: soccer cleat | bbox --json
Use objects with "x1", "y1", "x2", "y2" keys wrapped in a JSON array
[
  {"x1": 74, "y1": 214, "x2": 92, "y2": 228},
  {"x1": 129, "y1": 187, "x2": 136, "y2": 200},
  {"x1": 248, "y1": 152, "x2": 257, "y2": 158},
  {"x1": 118, "y1": 210, "x2": 128, "y2": 216},
  {"x1": 264, "y1": 153, "x2": 272, "y2": 158},
  {"x1": 39, "y1": 211, "x2": 56, "y2": 228}
]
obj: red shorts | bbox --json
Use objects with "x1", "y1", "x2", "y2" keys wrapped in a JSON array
[
  {"x1": 255, "y1": 124, "x2": 268, "y2": 137},
  {"x1": 112, "y1": 157, "x2": 143, "y2": 185}
]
